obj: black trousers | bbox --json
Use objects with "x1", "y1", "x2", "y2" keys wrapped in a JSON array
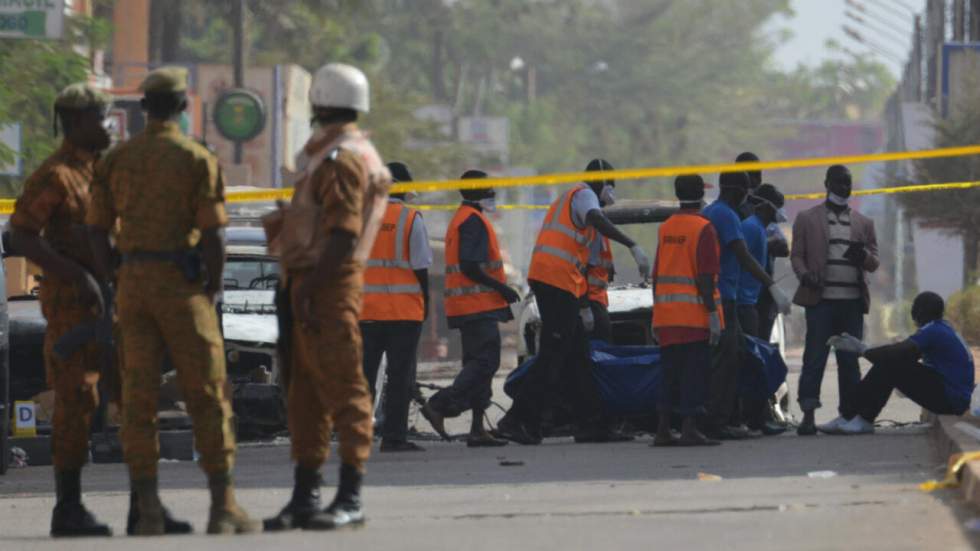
[
  {"x1": 361, "y1": 321, "x2": 423, "y2": 442},
  {"x1": 509, "y1": 281, "x2": 603, "y2": 429},
  {"x1": 589, "y1": 300, "x2": 613, "y2": 343},
  {"x1": 706, "y1": 300, "x2": 741, "y2": 428},
  {"x1": 658, "y1": 341, "x2": 710, "y2": 417},
  {"x1": 429, "y1": 318, "x2": 501, "y2": 418},
  {"x1": 756, "y1": 289, "x2": 777, "y2": 343},
  {"x1": 842, "y1": 357, "x2": 965, "y2": 421},
  {"x1": 736, "y1": 304, "x2": 769, "y2": 427}
]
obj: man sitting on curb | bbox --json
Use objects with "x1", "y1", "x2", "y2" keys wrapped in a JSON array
[{"x1": 823, "y1": 291, "x2": 975, "y2": 435}]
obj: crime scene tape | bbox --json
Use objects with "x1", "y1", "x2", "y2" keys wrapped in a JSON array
[
  {"x1": 919, "y1": 450, "x2": 980, "y2": 491},
  {"x1": 1, "y1": 144, "x2": 980, "y2": 215}
]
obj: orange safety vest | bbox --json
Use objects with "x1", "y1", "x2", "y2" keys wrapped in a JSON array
[
  {"x1": 444, "y1": 205, "x2": 509, "y2": 319},
  {"x1": 527, "y1": 184, "x2": 597, "y2": 297},
  {"x1": 361, "y1": 201, "x2": 425, "y2": 322},
  {"x1": 651, "y1": 212, "x2": 724, "y2": 330},
  {"x1": 587, "y1": 236, "x2": 614, "y2": 306}
]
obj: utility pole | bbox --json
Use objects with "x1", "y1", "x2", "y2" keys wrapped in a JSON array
[
  {"x1": 232, "y1": 0, "x2": 247, "y2": 163},
  {"x1": 954, "y1": 0, "x2": 966, "y2": 42},
  {"x1": 972, "y1": 0, "x2": 980, "y2": 41}
]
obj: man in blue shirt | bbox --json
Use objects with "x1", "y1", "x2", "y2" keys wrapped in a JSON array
[
  {"x1": 826, "y1": 291, "x2": 975, "y2": 434},
  {"x1": 702, "y1": 172, "x2": 792, "y2": 440},
  {"x1": 736, "y1": 184, "x2": 786, "y2": 436}
]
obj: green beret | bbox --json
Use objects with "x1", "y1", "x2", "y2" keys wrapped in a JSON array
[
  {"x1": 139, "y1": 66, "x2": 188, "y2": 94},
  {"x1": 54, "y1": 83, "x2": 111, "y2": 111}
]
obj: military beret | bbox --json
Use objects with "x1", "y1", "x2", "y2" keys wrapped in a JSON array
[
  {"x1": 139, "y1": 66, "x2": 188, "y2": 94},
  {"x1": 54, "y1": 83, "x2": 111, "y2": 111}
]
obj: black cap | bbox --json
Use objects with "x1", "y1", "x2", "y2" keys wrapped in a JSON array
[
  {"x1": 459, "y1": 169, "x2": 492, "y2": 200},
  {"x1": 387, "y1": 162, "x2": 412, "y2": 183},
  {"x1": 586, "y1": 158, "x2": 614, "y2": 186},
  {"x1": 674, "y1": 174, "x2": 705, "y2": 201},
  {"x1": 719, "y1": 171, "x2": 750, "y2": 190},
  {"x1": 825, "y1": 164, "x2": 851, "y2": 185},
  {"x1": 754, "y1": 183, "x2": 784, "y2": 208}
]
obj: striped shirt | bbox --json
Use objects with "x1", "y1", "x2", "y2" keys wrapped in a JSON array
[{"x1": 822, "y1": 209, "x2": 861, "y2": 300}]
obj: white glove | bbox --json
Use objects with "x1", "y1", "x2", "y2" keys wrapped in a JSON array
[
  {"x1": 769, "y1": 283, "x2": 792, "y2": 315},
  {"x1": 630, "y1": 245, "x2": 652, "y2": 281},
  {"x1": 827, "y1": 333, "x2": 868, "y2": 356},
  {"x1": 708, "y1": 311, "x2": 722, "y2": 347},
  {"x1": 580, "y1": 306, "x2": 595, "y2": 332}
]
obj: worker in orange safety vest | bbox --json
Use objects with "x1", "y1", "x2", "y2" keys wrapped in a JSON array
[
  {"x1": 421, "y1": 170, "x2": 518, "y2": 447},
  {"x1": 360, "y1": 162, "x2": 432, "y2": 453},
  {"x1": 497, "y1": 159, "x2": 652, "y2": 445}
]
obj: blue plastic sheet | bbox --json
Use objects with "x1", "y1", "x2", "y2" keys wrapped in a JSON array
[{"x1": 505, "y1": 336, "x2": 788, "y2": 418}]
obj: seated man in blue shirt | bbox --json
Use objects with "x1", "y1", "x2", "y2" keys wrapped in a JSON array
[{"x1": 826, "y1": 291, "x2": 975, "y2": 434}]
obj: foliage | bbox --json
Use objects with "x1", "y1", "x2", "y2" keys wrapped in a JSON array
[
  {"x1": 903, "y1": 77, "x2": 980, "y2": 286},
  {"x1": 947, "y1": 285, "x2": 980, "y2": 345}
]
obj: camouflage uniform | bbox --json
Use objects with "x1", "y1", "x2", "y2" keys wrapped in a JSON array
[
  {"x1": 10, "y1": 142, "x2": 101, "y2": 471},
  {"x1": 287, "y1": 125, "x2": 383, "y2": 472},
  {"x1": 86, "y1": 119, "x2": 234, "y2": 480}
]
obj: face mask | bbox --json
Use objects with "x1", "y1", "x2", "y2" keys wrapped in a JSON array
[
  {"x1": 827, "y1": 192, "x2": 849, "y2": 207},
  {"x1": 600, "y1": 185, "x2": 616, "y2": 206},
  {"x1": 776, "y1": 208, "x2": 788, "y2": 223},
  {"x1": 478, "y1": 197, "x2": 497, "y2": 213},
  {"x1": 403, "y1": 191, "x2": 419, "y2": 203}
]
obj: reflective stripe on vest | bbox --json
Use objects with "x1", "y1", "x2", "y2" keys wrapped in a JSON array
[
  {"x1": 361, "y1": 202, "x2": 425, "y2": 322},
  {"x1": 527, "y1": 184, "x2": 596, "y2": 296},
  {"x1": 444, "y1": 205, "x2": 509, "y2": 318},
  {"x1": 586, "y1": 235, "x2": 614, "y2": 306},
  {"x1": 651, "y1": 212, "x2": 724, "y2": 331}
]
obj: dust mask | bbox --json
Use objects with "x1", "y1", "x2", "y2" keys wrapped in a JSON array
[
  {"x1": 827, "y1": 192, "x2": 849, "y2": 207},
  {"x1": 478, "y1": 197, "x2": 497, "y2": 213},
  {"x1": 600, "y1": 185, "x2": 616, "y2": 206}
]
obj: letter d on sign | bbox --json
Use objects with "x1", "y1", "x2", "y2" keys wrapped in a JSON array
[{"x1": 13, "y1": 401, "x2": 36, "y2": 438}]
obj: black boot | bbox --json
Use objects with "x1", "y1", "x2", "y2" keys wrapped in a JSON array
[
  {"x1": 264, "y1": 465, "x2": 322, "y2": 531},
  {"x1": 126, "y1": 490, "x2": 193, "y2": 535},
  {"x1": 50, "y1": 469, "x2": 112, "y2": 538},
  {"x1": 306, "y1": 464, "x2": 364, "y2": 531},
  {"x1": 797, "y1": 409, "x2": 817, "y2": 436}
]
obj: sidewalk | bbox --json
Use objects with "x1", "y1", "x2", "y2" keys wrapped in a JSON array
[{"x1": 931, "y1": 413, "x2": 980, "y2": 507}]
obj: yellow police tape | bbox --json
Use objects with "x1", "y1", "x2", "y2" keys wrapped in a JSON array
[
  {"x1": 1, "y1": 144, "x2": 979, "y2": 215},
  {"x1": 919, "y1": 451, "x2": 980, "y2": 492}
]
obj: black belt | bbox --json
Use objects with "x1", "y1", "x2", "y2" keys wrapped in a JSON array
[{"x1": 121, "y1": 250, "x2": 202, "y2": 282}]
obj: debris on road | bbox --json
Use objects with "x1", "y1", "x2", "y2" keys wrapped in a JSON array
[
  {"x1": 808, "y1": 470, "x2": 838, "y2": 479},
  {"x1": 697, "y1": 472, "x2": 723, "y2": 482},
  {"x1": 499, "y1": 460, "x2": 525, "y2": 467},
  {"x1": 10, "y1": 447, "x2": 28, "y2": 468}
]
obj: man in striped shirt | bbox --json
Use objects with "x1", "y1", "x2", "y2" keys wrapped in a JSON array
[{"x1": 790, "y1": 165, "x2": 880, "y2": 436}]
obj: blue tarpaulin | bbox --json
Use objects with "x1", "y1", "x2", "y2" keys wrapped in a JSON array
[{"x1": 505, "y1": 337, "x2": 788, "y2": 418}]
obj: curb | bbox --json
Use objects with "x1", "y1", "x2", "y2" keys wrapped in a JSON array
[{"x1": 930, "y1": 413, "x2": 980, "y2": 506}]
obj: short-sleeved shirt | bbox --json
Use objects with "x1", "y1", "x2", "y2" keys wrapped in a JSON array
[
  {"x1": 86, "y1": 121, "x2": 227, "y2": 252},
  {"x1": 910, "y1": 320, "x2": 975, "y2": 412},
  {"x1": 653, "y1": 214, "x2": 721, "y2": 346},
  {"x1": 570, "y1": 187, "x2": 601, "y2": 229},
  {"x1": 389, "y1": 199, "x2": 433, "y2": 270},
  {"x1": 738, "y1": 215, "x2": 768, "y2": 306},
  {"x1": 10, "y1": 141, "x2": 97, "y2": 317},
  {"x1": 702, "y1": 199, "x2": 744, "y2": 301},
  {"x1": 448, "y1": 203, "x2": 514, "y2": 329}
]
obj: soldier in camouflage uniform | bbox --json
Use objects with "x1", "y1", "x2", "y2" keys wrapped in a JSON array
[
  {"x1": 86, "y1": 67, "x2": 259, "y2": 536},
  {"x1": 9, "y1": 83, "x2": 113, "y2": 538},
  {"x1": 264, "y1": 63, "x2": 389, "y2": 532}
]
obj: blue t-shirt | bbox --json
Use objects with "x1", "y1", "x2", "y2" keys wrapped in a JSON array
[
  {"x1": 738, "y1": 215, "x2": 768, "y2": 306},
  {"x1": 910, "y1": 320, "x2": 975, "y2": 412},
  {"x1": 703, "y1": 199, "x2": 744, "y2": 301}
]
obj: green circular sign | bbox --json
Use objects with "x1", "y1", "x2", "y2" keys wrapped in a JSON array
[{"x1": 213, "y1": 89, "x2": 266, "y2": 142}]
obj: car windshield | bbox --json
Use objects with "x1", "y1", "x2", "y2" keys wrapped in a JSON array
[{"x1": 223, "y1": 257, "x2": 279, "y2": 290}]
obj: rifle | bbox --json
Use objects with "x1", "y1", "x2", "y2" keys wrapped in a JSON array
[
  {"x1": 274, "y1": 281, "x2": 293, "y2": 392},
  {"x1": 52, "y1": 282, "x2": 120, "y2": 403}
]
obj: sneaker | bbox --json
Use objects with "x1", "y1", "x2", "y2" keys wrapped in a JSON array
[
  {"x1": 840, "y1": 416, "x2": 875, "y2": 435},
  {"x1": 816, "y1": 416, "x2": 849, "y2": 435}
]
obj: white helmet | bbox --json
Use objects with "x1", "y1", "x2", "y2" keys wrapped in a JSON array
[{"x1": 309, "y1": 63, "x2": 370, "y2": 113}]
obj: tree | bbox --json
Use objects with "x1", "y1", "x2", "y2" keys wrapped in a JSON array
[{"x1": 903, "y1": 80, "x2": 980, "y2": 287}]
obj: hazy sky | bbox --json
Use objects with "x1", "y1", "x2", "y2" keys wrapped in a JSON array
[{"x1": 771, "y1": 0, "x2": 918, "y2": 76}]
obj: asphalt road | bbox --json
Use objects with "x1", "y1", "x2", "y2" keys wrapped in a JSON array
[{"x1": 1, "y1": 361, "x2": 978, "y2": 550}]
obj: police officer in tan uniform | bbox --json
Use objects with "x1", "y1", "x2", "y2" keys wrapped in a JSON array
[
  {"x1": 87, "y1": 67, "x2": 259, "y2": 536},
  {"x1": 264, "y1": 63, "x2": 390, "y2": 531},
  {"x1": 9, "y1": 83, "x2": 113, "y2": 538}
]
